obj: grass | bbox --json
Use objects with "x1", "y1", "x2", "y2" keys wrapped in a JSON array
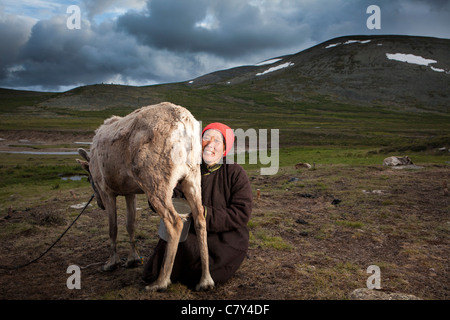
[
  {"x1": 8, "y1": 144, "x2": 79, "y2": 150},
  {"x1": 1, "y1": 140, "x2": 446, "y2": 212},
  {"x1": 0, "y1": 115, "x2": 102, "y2": 131},
  {"x1": 0, "y1": 221, "x2": 36, "y2": 239},
  {"x1": 0, "y1": 154, "x2": 88, "y2": 211},
  {"x1": 0, "y1": 84, "x2": 449, "y2": 300},
  {"x1": 250, "y1": 230, "x2": 293, "y2": 250},
  {"x1": 0, "y1": 162, "x2": 84, "y2": 187},
  {"x1": 0, "y1": 151, "x2": 448, "y2": 299},
  {"x1": 0, "y1": 89, "x2": 58, "y2": 114},
  {"x1": 2, "y1": 83, "x2": 449, "y2": 144},
  {"x1": 335, "y1": 220, "x2": 365, "y2": 229}
]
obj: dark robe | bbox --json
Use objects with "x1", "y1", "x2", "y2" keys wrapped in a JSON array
[{"x1": 142, "y1": 162, "x2": 253, "y2": 287}]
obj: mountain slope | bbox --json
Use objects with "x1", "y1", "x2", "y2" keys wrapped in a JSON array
[
  {"x1": 1, "y1": 35, "x2": 448, "y2": 114},
  {"x1": 188, "y1": 35, "x2": 450, "y2": 112}
]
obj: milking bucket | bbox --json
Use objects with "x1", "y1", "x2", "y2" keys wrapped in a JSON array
[{"x1": 158, "y1": 198, "x2": 192, "y2": 243}]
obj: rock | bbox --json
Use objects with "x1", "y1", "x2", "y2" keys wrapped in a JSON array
[
  {"x1": 362, "y1": 189, "x2": 385, "y2": 194},
  {"x1": 5, "y1": 206, "x2": 13, "y2": 219},
  {"x1": 331, "y1": 198, "x2": 341, "y2": 205},
  {"x1": 298, "y1": 193, "x2": 315, "y2": 198},
  {"x1": 349, "y1": 288, "x2": 421, "y2": 300},
  {"x1": 383, "y1": 156, "x2": 413, "y2": 166},
  {"x1": 383, "y1": 156, "x2": 424, "y2": 169},
  {"x1": 288, "y1": 177, "x2": 300, "y2": 182},
  {"x1": 295, "y1": 218, "x2": 308, "y2": 225},
  {"x1": 295, "y1": 162, "x2": 312, "y2": 169},
  {"x1": 391, "y1": 164, "x2": 424, "y2": 170},
  {"x1": 70, "y1": 202, "x2": 93, "y2": 209}
]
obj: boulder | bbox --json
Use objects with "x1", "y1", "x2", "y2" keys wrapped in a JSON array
[
  {"x1": 383, "y1": 156, "x2": 413, "y2": 166},
  {"x1": 295, "y1": 162, "x2": 312, "y2": 169},
  {"x1": 349, "y1": 288, "x2": 421, "y2": 300}
]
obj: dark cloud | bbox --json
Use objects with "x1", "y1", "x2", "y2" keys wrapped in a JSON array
[
  {"x1": 0, "y1": 13, "x2": 34, "y2": 81},
  {"x1": 1, "y1": 16, "x2": 165, "y2": 90},
  {"x1": 6, "y1": 18, "x2": 114, "y2": 88},
  {"x1": 0, "y1": 0, "x2": 449, "y2": 91},
  {"x1": 116, "y1": 0, "x2": 311, "y2": 58}
]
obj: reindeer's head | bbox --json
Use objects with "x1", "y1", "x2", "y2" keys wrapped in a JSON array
[{"x1": 76, "y1": 148, "x2": 105, "y2": 210}]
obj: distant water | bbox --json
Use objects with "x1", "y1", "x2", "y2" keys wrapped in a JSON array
[
  {"x1": 61, "y1": 175, "x2": 86, "y2": 181},
  {"x1": 0, "y1": 151, "x2": 78, "y2": 155}
]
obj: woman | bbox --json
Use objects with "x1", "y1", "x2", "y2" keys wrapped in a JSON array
[{"x1": 143, "y1": 122, "x2": 253, "y2": 288}]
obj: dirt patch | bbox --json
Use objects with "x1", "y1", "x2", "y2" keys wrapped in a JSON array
[
  {"x1": 0, "y1": 130, "x2": 93, "y2": 152},
  {"x1": 0, "y1": 164, "x2": 448, "y2": 300}
]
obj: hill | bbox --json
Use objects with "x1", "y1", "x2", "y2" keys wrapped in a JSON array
[
  {"x1": 189, "y1": 35, "x2": 449, "y2": 112},
  {"x1": 1, "y1": 36, "x2": 449, "y2": 302},
  {"x1": 3, "y1": 34, "x2": 445, "y2": 114},
  {"x1": 0, "y1": 35, "x2": 449, "y2": 151}
]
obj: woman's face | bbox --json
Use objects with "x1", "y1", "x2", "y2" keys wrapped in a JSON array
[{"x1": 202, "y1": 129, "x2": 225, "y2": 165}]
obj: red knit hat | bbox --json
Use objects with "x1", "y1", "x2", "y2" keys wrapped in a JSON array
[{"x1": 202, "y1": 122, "x2": 235, "y2": 156}]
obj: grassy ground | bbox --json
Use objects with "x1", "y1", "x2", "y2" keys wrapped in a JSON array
[
  {"x1": 0, "y1": 148, "x2": 448, "y2": 300},
  {"x1": 0, "y1": 86, "x2": 448, "y2": 300}
]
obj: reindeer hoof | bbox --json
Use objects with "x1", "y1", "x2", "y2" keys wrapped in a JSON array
[
  {"x1": 145, "y1": 280, "x2": 171, "y2": 292},
  {"x1": 100, "y1": 262, "x2": 119, "y2": 272},
  {"x1": 195, "y1": 283, "x2": 215, "y2": 292},
  {"x1": 124, "y1": 258, "x2": 142, "y2": 269},
  {"x1": 195, "y1": 278, "x2": 215, "y2": 292}
]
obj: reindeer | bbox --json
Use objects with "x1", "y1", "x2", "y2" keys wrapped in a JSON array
[{"x1": 76, "y1": 102, "x2": 214, "y2": 292}]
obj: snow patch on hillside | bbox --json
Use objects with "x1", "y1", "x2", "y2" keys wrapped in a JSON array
[
  {"x1": 256, "y1": 62, "x2": 294, "y2": 76},
  {"x1": 386, "y1": 53, "x2": 449, "y2": 74},
  {"x1": 386, "y1": 53, "x2": 436, "y2": 66},
  {"x1": 325, "y1": 39, "x2": 371, "y2": 49}
]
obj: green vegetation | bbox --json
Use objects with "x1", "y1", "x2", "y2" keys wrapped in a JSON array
[
  {"x1": 250, "y1": 230, "x2": 293, "y2": 250},
  {"x1": 1, "y1": 84, "x2": 449, "y2": 146},
  {"x1": 0, "y1": 83, "x2": 448, "y2": 300},
  {"x1": 1, "y1": 83, "x2": 448, "y2": 213}
]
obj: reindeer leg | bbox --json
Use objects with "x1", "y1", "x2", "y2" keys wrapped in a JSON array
[
  {"x1": 181, "y1": 176, "x2": 215, "y2": 291},
  {"x1": 101, "y1": 192, "x2": 121, "y2": 272},
  {"x1": 124, "y1": 194, "x2": 141, "y2": 268},
  {"x1": 145, "y1": 195, "x2": 183, "y2": 292}
]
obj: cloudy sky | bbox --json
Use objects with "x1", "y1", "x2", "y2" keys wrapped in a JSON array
[{"x1": 1, "y1": 0, "x2": 449, "y2": 91}]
